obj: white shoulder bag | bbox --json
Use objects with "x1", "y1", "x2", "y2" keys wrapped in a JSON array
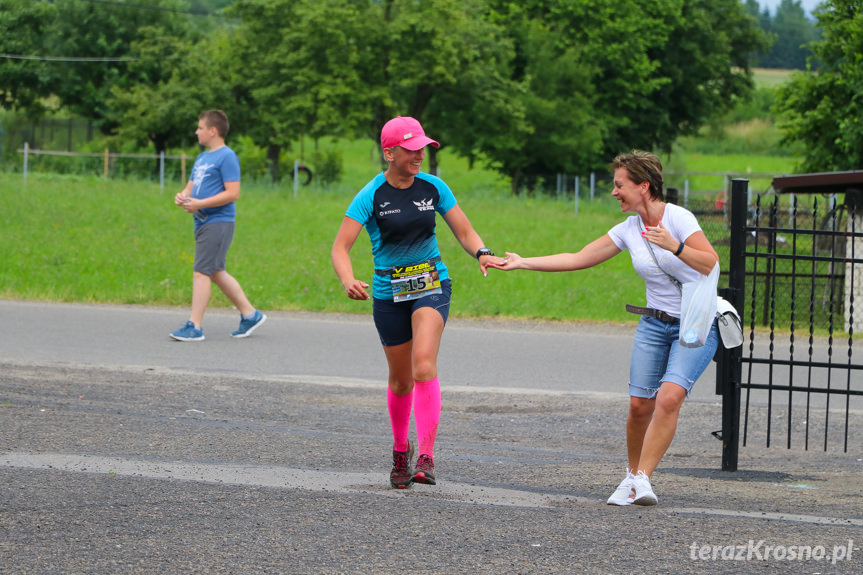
[{"x1": 716, "y1": 296, "x2": 744, "y2": 349}]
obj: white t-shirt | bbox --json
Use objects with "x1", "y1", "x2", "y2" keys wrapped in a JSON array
[{"x1": 607, "y1": 203, "x2": 705, "y2": 317}]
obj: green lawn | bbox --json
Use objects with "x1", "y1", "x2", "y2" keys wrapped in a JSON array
[
  {"x1": 751, "y1": 67, "x2": 795, "y2": 89},
  {"x1": 1, "y1": 173, "x2": 640, "y2": 322},
  {"x1": 1, "y1": 147, "x2": 801, "y2": 323},
  {"x1": 664, "y1": 152, "x2": 798, "y2": 199}
]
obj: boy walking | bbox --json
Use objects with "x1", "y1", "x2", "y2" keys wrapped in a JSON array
[{"x1": 170, "y1": 110, "x2": 266, "y2": 341}]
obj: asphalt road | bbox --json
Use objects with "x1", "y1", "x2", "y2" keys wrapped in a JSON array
[
  {"x1": 0, "y1": 300, "x2": 712, "y2": 400},
  {"x1": 1, "y1": 301, "x2": 862, "y2": 574}
]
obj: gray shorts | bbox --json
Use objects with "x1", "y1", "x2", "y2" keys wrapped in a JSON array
[{"x1": 193, "y1": 221, "x2": 234, "y2": 275}]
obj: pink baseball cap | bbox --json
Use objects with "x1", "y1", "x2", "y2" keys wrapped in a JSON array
[{"x1": 380, "y1": 116, "x2": 440, "y2": 151}]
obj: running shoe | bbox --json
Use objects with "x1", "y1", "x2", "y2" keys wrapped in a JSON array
[
  {"x1": 231, "y1": 310, "x2": 267, "y2": 338},
  {"x1": 606, "y1": 469, "x2": 635, "y2": 506},
  {"x1": 389, "y1": 441, "x2": 414, "y2": 489},
  {"x1": 631, "y1": 471, "x2": 658, "y2": 506},
  {"x1": 170, "y1": 321, "x2": 205, "y2": 342},
  {"x1": 412, "y1": 454, "x2": 436, "y2": 485}
]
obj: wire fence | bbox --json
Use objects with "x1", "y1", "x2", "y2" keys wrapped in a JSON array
[
  {"x1": 16, "y1": 144, "x2": 313, "y2": 196},
  {"x1": 19, "y1": 143, "x2": 188, "y2": 190}
]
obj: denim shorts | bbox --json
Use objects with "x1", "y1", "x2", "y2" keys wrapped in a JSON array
[
  {"x1": 194, "y1": 222, "x2": 234, "y2": 275},
  {"x1": 629, "y1": 315, "x2": 719, "y2": 398},
  {"x1": 372, "y1": 280, "x2": 452, "y2": 347}
]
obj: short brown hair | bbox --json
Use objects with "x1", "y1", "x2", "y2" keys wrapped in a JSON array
[
  {"x1": 199, "y1": 110, "x2": 230, "y2": 138},
  {"x1": 610, "y1": 150, "x2": 664, "y2": 201}
]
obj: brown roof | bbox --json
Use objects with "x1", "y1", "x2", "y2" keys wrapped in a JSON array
[{"x1": 772, "y1": 170, "x2": 863, "y2": 194}]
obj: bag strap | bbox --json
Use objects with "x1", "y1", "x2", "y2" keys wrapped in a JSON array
[{"x1": 640, "y1": 219, "x2": 682, "y2": 294}]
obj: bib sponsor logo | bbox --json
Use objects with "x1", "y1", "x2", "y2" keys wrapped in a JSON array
[{"x1": 393, "y1": 263, "x2": 428, "y2": 274}]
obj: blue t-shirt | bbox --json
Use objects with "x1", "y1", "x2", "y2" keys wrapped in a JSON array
[
  {"x1": 189, "y1": 146, "x2": 240, "y2": 228},
  {"x1": 345, "y1": 171, "x2": 458, "y2": 300}
]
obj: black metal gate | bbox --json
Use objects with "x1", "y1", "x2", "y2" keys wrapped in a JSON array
[{"x1": 716, "y1": 179, "x2": 863, "y2": 471}]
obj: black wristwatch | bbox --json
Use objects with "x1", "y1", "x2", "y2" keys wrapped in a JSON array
[{"x1": 475, "y1": 247, "x2": 494, "y2": 259}]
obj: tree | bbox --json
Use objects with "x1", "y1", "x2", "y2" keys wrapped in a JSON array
[
  {"x1": 776, "y1": 1, "x2": 863, "y2": 171},
  {"x1": 758, "y1": 0, "x2": 820, "y2": 69},
  {"x1": 34, "y1": 0, "x2": 763, "y2": 193},
  {"x1": 639, "y1": 0, "x2": 768, "y2": 153},
  {"x1": 361, "y1": 0, "x2": 527, "y2": 177},
  {"x1": 225, "y1": 0, "x2": 521, "y2": 181},
  {"x1": 455, "y1": 3, "x2": 599, "y2": 193},
  {"x1": 187, "y1": 0, "x2": 234, "y2": 13},
  {"x1": 226, "y1": 0, "x2": 376, "y2": 181},
  {"x1": 744, "y1": 0, "x2": 773, "y2": 30},
  {"x1": 105, "y1": 28, "x2": 223, "y2": 164},
  {"x1": 45, "y1": 0, "x2": 197, "y2": 135},
  {"x1": 0, "y1": 0, "x2": 59, "y2": 117},
  {"x1": 483, "y1": 0, "x2": 766, "y2": 191}
]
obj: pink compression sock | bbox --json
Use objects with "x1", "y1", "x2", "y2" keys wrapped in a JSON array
[
  {"x1": 387, "y1": 387, "x2": 413, "y2": 452},
  {"x1": 413, "y1": 377, "x2": 441, "y2": 457}
]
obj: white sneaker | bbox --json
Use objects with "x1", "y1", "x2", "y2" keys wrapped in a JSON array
[
  {"x1": 606, "y1": 469, "x2": 635, "y2": 506},
  {"x1": 631, "y1": 471, "x2": 658, "y2": 506}
]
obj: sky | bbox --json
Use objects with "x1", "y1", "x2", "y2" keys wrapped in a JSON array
[{"x1": 758, "y1": 0, "x2": 823, "y2": 14}]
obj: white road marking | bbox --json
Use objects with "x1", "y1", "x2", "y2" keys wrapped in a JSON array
[
  {"x1": 0, "y1": 452, "x2": 586, "y2": 509},
  {"x1": 4, "y1": 452, "x2": 863, "y2": 527},
  {"x1": 672, "y1": 507, "x2": 863, "y2": 527}
]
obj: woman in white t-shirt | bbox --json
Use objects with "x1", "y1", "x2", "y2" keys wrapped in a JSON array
[{"x1": 489, "y1": 150, "x2": 720, "y2": 506}]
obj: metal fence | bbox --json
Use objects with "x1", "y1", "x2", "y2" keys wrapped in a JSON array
[
  {"x1": 16, "y1": 144, "x2": 312, "y2": 197},
  {"x1": 716, "y1": 179, "x2": 863, "y2": 471},
  {"x1": 18, "y1": 143, "x2": 186, "y2": 190}
]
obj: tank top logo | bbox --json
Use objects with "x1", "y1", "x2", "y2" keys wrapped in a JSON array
[{"x1": 413, "y1": 198, "x2": 434, "y2": 212}]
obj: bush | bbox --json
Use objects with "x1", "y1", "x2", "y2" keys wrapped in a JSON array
[
  {"x1": 311, "y1": 143, "x2": 344, "y2": 188},
  {"x1": 725, "y1": 87, "x2": 776, "y2": 124},
  {"x1": 680, "y1": 119, "x2": 795, "y2": 157},
  {"x1": 231, "y1": 136, "x2": 270, "y2": 182}
]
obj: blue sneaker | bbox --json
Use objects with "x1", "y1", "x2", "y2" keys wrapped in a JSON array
[
  {"x1": 232, "y1": 310, "x2": 266, "y2": 338},
  {"x1": 170, "y1": 321, "x2": 204, "y2": 342}
]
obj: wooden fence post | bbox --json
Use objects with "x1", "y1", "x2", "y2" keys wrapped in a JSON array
[
  {"x1": 104, "y1": 148, "x2": 109, "y2": 180},
  {"x1": 181, "y1": 152, "x2": 186, "y2": 183}
]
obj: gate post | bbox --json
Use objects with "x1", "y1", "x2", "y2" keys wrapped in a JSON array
[{"x1": 717, "y1": 178, "x2": 748, "y2": 471}]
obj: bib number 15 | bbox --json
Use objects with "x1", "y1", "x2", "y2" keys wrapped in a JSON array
[{"x1": 390, "y1": 260, "x2": 442, "y2": 302}]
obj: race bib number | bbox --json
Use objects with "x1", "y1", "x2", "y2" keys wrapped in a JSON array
[{"x1": 390, "y1": 260, "x2": 442, "y2": 302}]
